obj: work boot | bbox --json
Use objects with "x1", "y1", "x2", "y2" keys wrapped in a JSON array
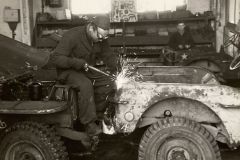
[{"x1": 85, "y1": 122, "x2": 102, "y2": 137}]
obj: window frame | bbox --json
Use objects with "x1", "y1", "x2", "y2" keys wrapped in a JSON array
[{"x1": 70, "y1": 0, "x2": 188, "y2": 15}]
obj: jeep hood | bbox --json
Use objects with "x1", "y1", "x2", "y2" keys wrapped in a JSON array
[{"x1": 0, "y1": 34, "x2": 50, "y2": 80}]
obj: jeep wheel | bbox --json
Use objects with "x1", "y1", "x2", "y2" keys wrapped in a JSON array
[
  {"x1": 0, "y1": 121, "x2": 69, "y2": 160},
  {"x1": 138, "y1": 117, "x2": 221, "y2": 160}
]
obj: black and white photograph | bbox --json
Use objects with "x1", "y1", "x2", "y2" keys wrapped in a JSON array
[{"x1": 0, "y1": 0, "x2": 240, "y2": 159}]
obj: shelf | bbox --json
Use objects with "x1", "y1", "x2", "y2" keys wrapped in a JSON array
[
  {"x1": 34, "y1": 19, "x2": 86, "y2": 48},
  {"x1": 36, "y1": 16, "x2": 214, "y2": 26},
  {"x1": 36, "y1": 21, "x2": 86, "y2": 26},
  {"x1": 35, "y1": 35, "x2": 213, "y2": 48},
  {"x1": 109, "y1": 35, "x2": 213, "y2": 47},
  {"x1": 34, "y1": 16, "x2": 215, "y2": 48},
  {"x1": 110, "y1": 16, "x2": 215, "y2": 25},
  {"x1": 109, "y1": 36, "x2": 168, "y2": 46}
]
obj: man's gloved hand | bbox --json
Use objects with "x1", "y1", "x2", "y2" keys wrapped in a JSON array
[{"x1": 71, "y1": 58, "x2": 89, "y2": 71}]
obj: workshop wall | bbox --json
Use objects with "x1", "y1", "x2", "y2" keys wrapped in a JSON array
[
  {"x1": 0, "y1": 0, "x2": 22, "y2": 41},
  {"x1": 32, "y1": 0, "x2": 69, "y2": 23},
  {"x1": 188, "y1": 0, "x2": 210, "y2": 14},
  {"x1": 224, "y1": 0, "x2": 240, "y2": 56},
  {"x1": 32, "y1": 0, "x2": 211, "y2": 19},
  {"x1": 228, "y1": 0, "x2": 240, "y2": 24},
  {"x1": 216, "y1": 0, "x2": 226, "y2": 53}
]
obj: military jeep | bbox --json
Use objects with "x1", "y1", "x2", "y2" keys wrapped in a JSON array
[{"x1": 0, "y1": 34, "x2": 240, "y2": 160}]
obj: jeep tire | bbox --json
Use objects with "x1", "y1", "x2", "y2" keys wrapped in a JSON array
[
  {"x1": 138, "y1": 117, "x2": 221, "y2": 160},
  {"x1": 0, "y1": 121, "x2": 69, "y2": 160}
]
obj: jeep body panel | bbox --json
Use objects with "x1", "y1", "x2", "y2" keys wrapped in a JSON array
[
  {"x1": 0, "y1": 34, "x2": 50, "y2": 77},
  {"x1": 114, "y1": 82, "x2": 240, "y2": 144},
  {"x1": 177, "y1": 50, "x2": 240, "y2": 82},
  {"x1": 137, "y1": 66, "x2": 219, "y2": 84},
  {"x1": 0, "y1": 34, "x2": 57, "y2": 81},
  {"x1": 137, "y1": 97, "x2": 222, "y2": 126},
  {"x1": 0, "y1": 101, "x2": 67, "y2": 114},
  {"x1": 0, "y1": 101, "x2": 73, "y2": 128}
]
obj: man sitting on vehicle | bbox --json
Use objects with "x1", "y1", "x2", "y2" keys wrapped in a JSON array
[
  {"x1": 168, "y1": 22, "x2": 194, "y2": 50},
  {"x1": 50, "y1": 15, "x2": 118, "y2": 137}
]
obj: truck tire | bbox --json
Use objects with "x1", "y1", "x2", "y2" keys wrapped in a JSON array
[
  {"x1": 138, "y1": 117, "x2": 221, "y2": 160},
  {"x1": 0, "y1": 121, "x2": 69, "y2": 160}
]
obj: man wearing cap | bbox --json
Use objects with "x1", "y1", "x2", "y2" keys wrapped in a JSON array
[
  {"x1": 168, "y1": 22, "x2": 194, "y2": 50},
  {"x1": 50, "y1": 15, "x2": 117, "y2": 136}
]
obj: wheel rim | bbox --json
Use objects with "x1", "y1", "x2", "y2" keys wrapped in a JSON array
[
  {"x1": 4, "y1": 140, "x2": 46, "y2": 160},
  {"x1": 156, "y1": 137, "x2": 205, "y2": 160}
]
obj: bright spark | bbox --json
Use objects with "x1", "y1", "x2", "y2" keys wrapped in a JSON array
[{"x1": 115, "y1": 58, "x2": 143, "y2": 90}]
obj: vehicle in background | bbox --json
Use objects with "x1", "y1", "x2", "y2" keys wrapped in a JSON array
[{"x1": 119, "y1": 46, "x2": 240, "y2": 86}]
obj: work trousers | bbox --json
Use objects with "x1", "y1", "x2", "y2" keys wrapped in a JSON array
[{"x1": 60, "y1": 69, "x2": 114, "y2": 125}]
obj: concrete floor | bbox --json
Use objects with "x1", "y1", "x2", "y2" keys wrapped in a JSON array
[
  {"x1": 222, "y1": 149, "x2": 240, "y2": 160},
  {"x1": 70, "y1": 139, "x2": 240, "y2": 160}
]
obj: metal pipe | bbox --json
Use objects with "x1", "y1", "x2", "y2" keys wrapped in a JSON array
[{"x1": 88, "y1": 66, "x2": 115, "y2": 79}]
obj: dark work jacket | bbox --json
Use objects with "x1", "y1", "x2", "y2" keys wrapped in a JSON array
[
  {"x1": 168, "y1": 31, "x2": 194, "y2": 50},
  {"x1": 50, "y1": 26, "x2": 117, "y2": 79}
]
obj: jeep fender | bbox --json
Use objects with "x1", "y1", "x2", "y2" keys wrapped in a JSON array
[{"x1": 137, "y1": 97, "x2": 230, "y2": 144}]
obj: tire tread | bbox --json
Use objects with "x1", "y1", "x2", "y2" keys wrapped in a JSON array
[
  {"x1": 0, "y1": 121, "x2": 69, "y2": 160},
  {"x1": 138, "y1": 117, "x2": 221, "y2": 160}
]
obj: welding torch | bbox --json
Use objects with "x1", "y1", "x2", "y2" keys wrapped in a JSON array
[{"x1": 84, "y1": 64, "x2": 116, "y2": 79}]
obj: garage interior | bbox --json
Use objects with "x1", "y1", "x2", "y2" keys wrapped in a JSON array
[
  {"x1": 1, "y1": 0, "x2": 240, "y2": 84},
  {"x1": 1, "y1": 0, "x2": 240, "y2": 160}
]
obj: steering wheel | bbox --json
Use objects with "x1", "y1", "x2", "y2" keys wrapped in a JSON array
[
  {"x1": 230, "y1": 54, "x2": 240, "y2": 70},
  {"x1": 224, "y1": 34, "x2": 240, "y2": 48}
]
